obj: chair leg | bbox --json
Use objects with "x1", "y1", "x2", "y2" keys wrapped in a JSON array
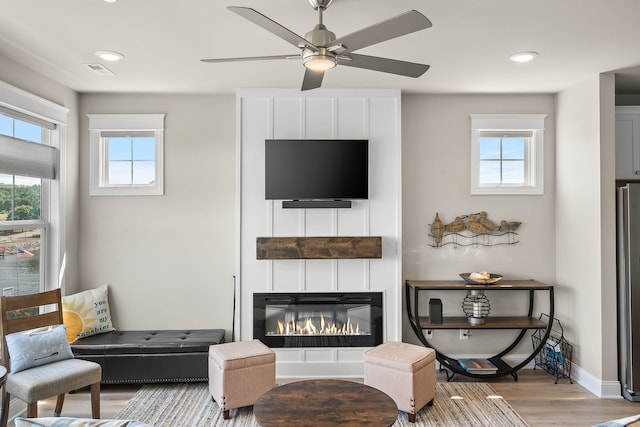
[
  {"x1": 223, "y1": 409, "x2": 230, "y2": 419},
  {"x1": 91, "y1": 382, "x2": 100, "y2": 419},
  {"x1": 54, "y1": 393, "x2": 65, "y2": 416},
  {"x1": 0, "y1": 390, "x2": 10, "y2": 427},
  {"x1": 408, "y1": 412, "x2": 416, "y2": 423},
  {"x1": 27, "y1": 402, "x2": 38, "y2": 418}
]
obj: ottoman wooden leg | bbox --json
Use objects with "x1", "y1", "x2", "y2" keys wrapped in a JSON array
[
  {"x1": 223, "y1": 409, "x2": 230, "y2": 420},
  {"x1": 409, "y1": 413, "x2": 416, "y2": 423}
]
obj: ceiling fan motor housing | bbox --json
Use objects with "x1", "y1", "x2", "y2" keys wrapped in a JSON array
[
  {"x1": 308, "y1": 0, "x2": 333, "y2": 11},
  {"x1": 305, "y1": 24, "x2": 336, "y2": 47}
]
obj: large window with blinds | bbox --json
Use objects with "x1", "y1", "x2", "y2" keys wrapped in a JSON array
[
  {"x1": 470, "y1": 114, "x2": 546, "y2": 195},
  {"x1": 0, "y1": 83, "x2": 64, "y2": 296},
  {"x1": 88, "y1": 114, "x2": 165, "y2": 196}
]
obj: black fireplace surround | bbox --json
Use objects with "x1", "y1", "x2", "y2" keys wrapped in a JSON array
[{"x1": 253, "y1": 292, "x2": 383, "y2": 348}]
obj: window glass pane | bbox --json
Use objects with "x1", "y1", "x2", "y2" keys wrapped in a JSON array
[
  {"x1": 108, "y1": 162, "x2": 132, "y2": 185},
  {"x1": 14, "y1": 119, "x2": 42, "y2": 143},
  {"x1": 479, "y1": 160, "x2": 500, "y2": 184},
  {"x1": 0, "y1": 115, "x2": 11, "y2": 136},
  {"x1": 90, "y1": 114, "x2": 164, "y2": 196},
  {"x1": 502, "y1": 161, "x2": 525, "y2": 184},
  {"x1": 0, "y1": 174, "x2": 41, "y2": 221},
  {"x1": 108, "y1": 137, "x2": 132, "y2": 161},
  {"x1": 132, "y1": 137, "x2": 155, "y2": 161},
  {"x1": 479, "y1": 138, "x2": 501, "y2": 160},
  {"x1": 0, "y1": 229, "x2": 41, "y2": 296},
  {"x1": 502, "y1": 137, "x2": 525, "y2": 159},
  {"x1": 132, "y1": 161, "x2": 155, "y2": 185}
]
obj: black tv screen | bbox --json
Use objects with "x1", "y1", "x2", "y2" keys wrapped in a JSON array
[{"x1": 265, "y1": 139, "x2": 368, "y2": 200}]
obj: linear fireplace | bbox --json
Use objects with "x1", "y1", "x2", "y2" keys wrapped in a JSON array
[{"x1": 253, "y1": 292, "x2": 383, "y2": 348}]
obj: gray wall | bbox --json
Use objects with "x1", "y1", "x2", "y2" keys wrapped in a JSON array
[
  {"x1": 401, "y1": 94, "x2": 556, "y2": 357},
  {"x1": 556, "y1": 74, "x2": 618, "y2": 396},
  {"x1": 78, "y1": 94, "x2": 236, "y2": 337}
]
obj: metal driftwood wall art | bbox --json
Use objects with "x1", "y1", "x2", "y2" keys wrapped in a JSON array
[{"x1": 428, "y1": 211, "x2": 521, "y2": 248}]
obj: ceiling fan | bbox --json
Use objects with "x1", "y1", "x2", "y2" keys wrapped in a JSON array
[{"x1": 201, "y1": 0, "x2": 432, "y2": 91}]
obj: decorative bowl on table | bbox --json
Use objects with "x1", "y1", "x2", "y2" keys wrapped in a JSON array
[{"x1": 459, "y1": 272, "x2": 503, "y2": 285}]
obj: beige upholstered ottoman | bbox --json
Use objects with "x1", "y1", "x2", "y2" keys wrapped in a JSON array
[
  {"x1": 364, "y1": 341, "x2": 436, "y2": 423},
  {"x1": 208, "y1": 339, "x2": 275, "y2": 419}
]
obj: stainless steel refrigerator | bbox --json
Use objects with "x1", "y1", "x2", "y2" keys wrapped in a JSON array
[{"x1": 618, "y1": 183, "x2": 640, "y2": 401}]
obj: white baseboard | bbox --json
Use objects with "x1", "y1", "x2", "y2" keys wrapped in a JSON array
[
  {"x1": 276, "y1": 361, "x2": 364, "y2": 379},
  {"x1": 571, "y1": 364, "x2": 622, "y2": 399}
]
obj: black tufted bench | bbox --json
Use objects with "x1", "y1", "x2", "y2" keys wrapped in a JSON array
[{"x1": 71, "y1": 329, "x2": 225, "y2": 384}]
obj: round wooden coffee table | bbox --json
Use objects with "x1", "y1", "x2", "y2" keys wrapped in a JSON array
[{"x1": 253, "y1": 379, "x2": 398, "y2": 427}]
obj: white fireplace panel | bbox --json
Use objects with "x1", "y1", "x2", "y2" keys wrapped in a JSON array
[
  {"x1": 338, "y1": 98, "x2": 368, "y2": 139},
  {"x1": 273, "y1": 98, "x2": 303, "y2": 139},
  {"x1": 273, "y1": 261, "x2": 304, "y2": 292},
  {"x1": 272, "y1": 206, "x2": 302, "y2": 236},
  {"x1": 238, "y1": 89, "x2": 401, "y2": 378},
  {"x1": 305, "y1": 349, "x2": 336, "y2": 363},
  {"x1": 305, "y1": 209, "x2": 335, "y2": 235},
  {"x1": 338, "y1": 349, "x2": 367, "y2": 362},
  {"x1": 305, "y1": 260, "x2": 335, "y2": 291},
  {"x1": 305, "y1": 98, "x2": 336, "y2": 138},
  {"x1": 337, "y1": 205, "x2": 369, "y2": 235},
  {"x1": 274, "y1": 349, "x2": 302, "y2": 363},
  {"x1": 337, "y1": 259, "x2": 368, "y2": 290}
]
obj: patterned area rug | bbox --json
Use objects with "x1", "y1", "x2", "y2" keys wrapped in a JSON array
[{"x1": 117, "y1": 381, "x2": 528, "y2": 427}]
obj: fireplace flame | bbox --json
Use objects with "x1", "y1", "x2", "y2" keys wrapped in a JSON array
[{"x1": 271, "y1": 315, "x2": 365, "y2": 336}]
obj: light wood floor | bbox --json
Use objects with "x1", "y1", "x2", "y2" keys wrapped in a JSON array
[{"x1": 9, "y1": 370, "x2": 640, "y2": 426}]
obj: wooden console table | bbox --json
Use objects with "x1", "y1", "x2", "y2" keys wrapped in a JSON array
[{"x1": 405, "y1": 279, "x2": 554, "y2": 381}]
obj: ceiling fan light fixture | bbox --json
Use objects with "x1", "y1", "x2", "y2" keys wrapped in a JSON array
[
  {"x1": 303, "y1": 54, "x2": 337, "y2": 71},
  {"x1": 509, "y1": 51, "x2": 538, "y2": 63}
]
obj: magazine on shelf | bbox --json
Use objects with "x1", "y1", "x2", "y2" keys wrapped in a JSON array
[{"x1": 458, "y1": 358, "x2": 498, "y2": 373}]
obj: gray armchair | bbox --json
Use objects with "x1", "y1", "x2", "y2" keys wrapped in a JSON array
[{"x1": 0, "y1": 289, "x2": 101, "y2": 427}]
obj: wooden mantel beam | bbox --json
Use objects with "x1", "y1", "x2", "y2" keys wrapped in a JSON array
[{"x1": 256, "y1": 236, "x2": 382, "y2": 260}]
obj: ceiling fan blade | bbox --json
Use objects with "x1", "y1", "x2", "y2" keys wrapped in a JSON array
[
  {"x1": 330, "y1": 10, "x2": 432, "y2": 55},
  {"x1": 228, "y1": 6, "x2": 316, "y2": 50},
  {"x1": 337, "y1": 53, "x2": 430, "y2": 78},
  {"x1": 301, "y1": 69, "x2": 324, "y2": 91},
  {"x1": 201, "y1": 54, "x2": 300, "y2": 63}
]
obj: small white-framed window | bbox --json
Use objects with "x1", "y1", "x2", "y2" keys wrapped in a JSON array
[
  {"x1": 88, "y1": 114, "x2": 165, "y2": 196},
  {"x1": 470, "y1": 114, "x2": 546, "y2": 195}
]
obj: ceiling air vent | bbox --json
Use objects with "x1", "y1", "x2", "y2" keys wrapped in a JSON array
[{"x1": 84, "y1": 63, "x2": 115, "y2": 76}]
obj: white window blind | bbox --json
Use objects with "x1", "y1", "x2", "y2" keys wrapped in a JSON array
[
  {"x1": 0, "y1": 134, "x2": 57, "y2": 179},
  {"x1": 0, "y1": 105, "x2": 56, "y2": 130}
]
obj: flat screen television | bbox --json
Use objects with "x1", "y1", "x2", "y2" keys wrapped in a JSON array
[{"x1": 265, "y1": 139, "x2": 368, "y2": 200}]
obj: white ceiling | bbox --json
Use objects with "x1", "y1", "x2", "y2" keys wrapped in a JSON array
[{"x1": 2, "y1": 0, "x2": 640, "y2": 95}]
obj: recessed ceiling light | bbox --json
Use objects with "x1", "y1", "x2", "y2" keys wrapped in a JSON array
[
  {"x1": 509, "y1": 51, "x2": 538, "y2": 63},
  {"x1": 104, "y1": 0, "x2": 117, "y2": 3},
  {"x1": 94, "y1": 50, "x2": 124, "y2": 61}
]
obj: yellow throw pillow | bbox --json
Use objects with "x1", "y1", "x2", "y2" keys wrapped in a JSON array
[{"x1": 62, "y1": 284, "x2": 115, "y2": 343}]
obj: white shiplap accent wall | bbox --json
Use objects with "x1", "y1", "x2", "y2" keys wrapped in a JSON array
[{"x1": 237, "y1": 89, "x2": 401, "y2": 378}]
